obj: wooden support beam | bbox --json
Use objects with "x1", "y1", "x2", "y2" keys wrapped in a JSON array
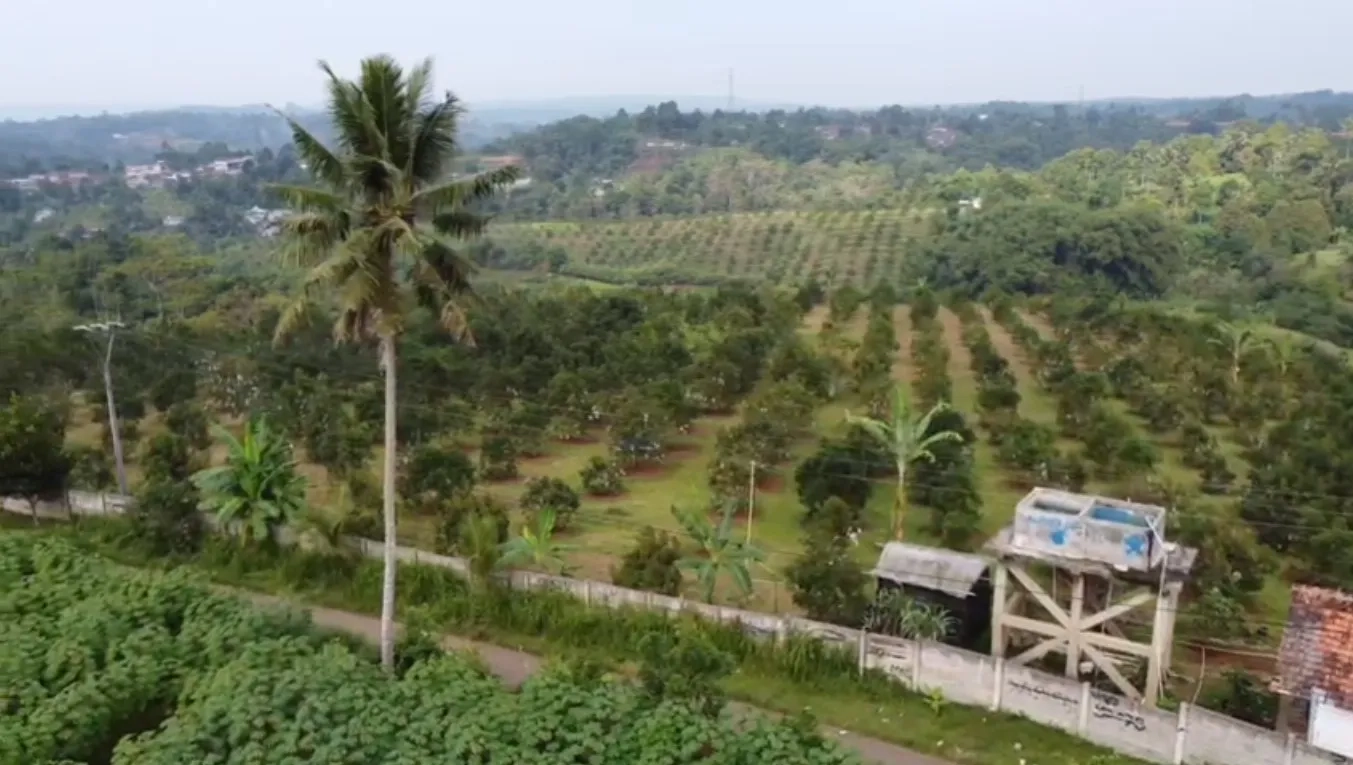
[
  {"x1": 1083, "y1": 642, "x2": 1142, "y2": 700},
  {"x1": 1006, "y1": 562, "x2": 1072, "y2": 628},
  {"x1": 1013, "y1": 635, "x2": 1066, "y2": 666},
  {"x1": 1080, "y1": 589, "x2": 1155, "y2": 631},
  {"x1": 1003, "y1": 615, "x2": 1153, "y2": 658}
]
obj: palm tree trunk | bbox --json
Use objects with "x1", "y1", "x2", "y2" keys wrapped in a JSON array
[{"x1": 379, "y1": 334, "x2": 398, "y2": 671}]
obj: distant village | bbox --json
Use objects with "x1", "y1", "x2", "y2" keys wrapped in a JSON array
[{"x1": 4, "y1": 155, "x2": 253, "y2": 192}]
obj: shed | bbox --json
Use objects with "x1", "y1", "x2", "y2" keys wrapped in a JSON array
[
  {"x1": 872, "y1": 541, "x2": 992, "y2": 649},
  {"x1": 1275, "y1": 584, "x2": 1353, "y2": 745}
]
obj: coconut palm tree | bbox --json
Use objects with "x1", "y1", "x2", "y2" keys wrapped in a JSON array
[
  {"x1": 674, "y1": 502, "x2": 765, "y2": 604},
  {"x1": 270, "y1": 56, "x2": 518, "y2": 670},
  {"x1": 193, "y1": 418, "x2": 306, "y2": 544},
  {"x1": 846, "y1": 383, "x2": 963, "y2": 541},
  {"x1": 499, "y1": 509, "x2": 576, "y2": 576}
]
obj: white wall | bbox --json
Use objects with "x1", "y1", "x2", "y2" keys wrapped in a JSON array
[{"x1": 4, "y1": 491, "x2": 1340, "y2": 765}]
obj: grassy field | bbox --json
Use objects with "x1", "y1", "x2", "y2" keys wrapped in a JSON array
[{"x1": 491, "y1": 208, "x2": 931, "y2": 287}]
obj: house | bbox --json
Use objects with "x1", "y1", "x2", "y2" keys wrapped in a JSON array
[
  {"x1": 925, "y1": 126, "x2": 959, "y2": 150},
  {"x1": 33, "y1": 208, "x2": 55, "y2": 223},
  {"x1": 1275, "y1": 585, "x2": 1353, "y2": 750},
  {"x1": 871, "y1": 541, "x2": 992, "y2": 650},
  {"x1": 204, "y1": 157, "x2": 250, "y2": 176},
  {"x1": 479, "y1": 154, "x2": 524, "y2": 171},
  {"x1": 124, "y1": 162, "x2": 171, "y2": 188}
]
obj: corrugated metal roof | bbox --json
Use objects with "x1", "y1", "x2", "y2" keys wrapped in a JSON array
[
  {"x1": 871, "y1": 541, "x2": 989, "y2": 598},
  {"x1": 1277, "y1": 585, "x2": 1353, "y2": 708}
]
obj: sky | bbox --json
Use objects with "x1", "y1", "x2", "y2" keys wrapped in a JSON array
[{"x1": 2, "y1": 0, "x2": 1351, "y2": 113}]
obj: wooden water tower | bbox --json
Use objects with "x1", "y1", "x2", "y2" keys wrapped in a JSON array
[{"x1": 985, "y1": 488, "x2": 1196, "y2": 706}]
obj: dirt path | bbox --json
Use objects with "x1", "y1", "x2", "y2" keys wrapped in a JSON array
[
  {"x1": 1015, "y1": 308, "x2": 1056, "y2": 341},
  {"x1": 936, "y1": 307, "x2": 974, "y2": 408},
  {"x1": 245, "y1": 593, "x2": 951, "y2": 765},
  {"x1": 891, "y1": 306, "x2": 913, "y2": 383}
]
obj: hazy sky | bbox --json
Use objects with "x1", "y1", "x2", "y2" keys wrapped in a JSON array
[{"x1": 3, "y1": 0, "x2": 1351, "y2": 111}]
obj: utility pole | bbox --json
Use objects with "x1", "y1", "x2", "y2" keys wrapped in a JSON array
[
  {"x1": 75, "y1": 321, "x2": 129, "y2": 495},
  {"x1": 727, "y1": 68, "x2": 735, "y2": 112},
  {"x1": 745, "y1": 460, "x2": 757, "y2": 544}
]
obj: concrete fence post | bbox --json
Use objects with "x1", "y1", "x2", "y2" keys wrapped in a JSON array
[
  {"x1": 1173, "y1": 702, "x2": 1189, "y2": 765},
  {"x1": 100, "y1": 492, "x2": 107, "y2": 516},
  {"x1": 774, "y1": 617, "x2": 787, "y2": 646},
  {"x1": 1284, "y1": 732, "x2": 1297, "y2": 765},
  {"x1": 857, "y1": 630, "x2": 867, "y2": 676},
  {"x1": 911, "y1": 641, "x2": 922, "y2": 689},
  {"x1": 1078, "y1": 682, "x2": 1092, "y2": 735},
  {"x1": 990, "y1": 658, "x2": 1004, "y2": 712},
  {"x1": 584, "y1": 580, "x2": 592, "y2": 606}
]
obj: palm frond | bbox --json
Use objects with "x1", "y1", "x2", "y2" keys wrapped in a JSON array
[
  {"x1": 270, "y1": 184, "x2": 347, "y2": 213},
  {"x1": 359, "y1": 54, "x2": 409, "y2": 164},
  {"x1": 271, "y1": 109, "x2": 345, "y2": 190},
  {"x1": 408, "y1": 94, "x2": 462, "y2": 183},
  {"x1": 431, "y1": 209, "x2": 490, "y2": 239},
  {"x1": 411, "y1": 167, "x2": 521, "y2": 211}
]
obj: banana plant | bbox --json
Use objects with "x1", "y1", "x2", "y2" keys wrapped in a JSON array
[{"x1": 674, "y1": 502, "x2": 765, "y2": 604}]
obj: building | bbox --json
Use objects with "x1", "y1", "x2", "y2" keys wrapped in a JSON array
[
  {"x1": 124, "y1": 162, "x2": 171, "y2": 188},
  {"x1": 1275, "y1": 585, "x2": 1353, "y2": 756},
  {"x1": 985, "y1": 488, "x2": 1195, "y2": 705},
  {"x1": 925, "y1": 126, "x2": 959, "y2": 150},
  {"x1": 871, "y1": 541, "x2": 992, "y2": 650},
  {"x1": 479, "y1": 154, "x2": 524, "y2": 171},
  {"x1": 204, "y1": 157, "x2": 250, "y2": 176}
]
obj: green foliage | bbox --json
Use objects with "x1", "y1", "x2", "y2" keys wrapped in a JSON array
[
  {"x1": 611, "y1": 526, "x2": 684, "y2": 596},
  {"x1": 1200, "y1": 669, "x2": 1280, "y2": 728},
  {"x1": 0, "y1": 533, "x2": 857, "y2": 765},
  {"x1": 500, "y1": 508, "x2": 576, "y2": 575},
  {"x1": 785, "y1": 532, "x2": 869, "y2": 626},
  {"x1": 0, "y1": 393, "x2": 71, "y2": 504},
  {"x1": 164, "y1": 402, "x2": 210, "y2": 451},
  {"x1": 637, "y1": 629, "x2": 735, "y2": 717},
  {"x1": 519, "y1": 476, "x2": 581, "y2": 530},
  {"x1": 579, "y1": 455, "x2": 625, "y2": 496},
  {"x1": 865, "y1": 589, "x2": 957, "y2": 642},
  {"x1": 400, "y1": 444, "x2": 476, "y2": 501},
  {"x1": 141, "y1": 432, "x2": 197, "y2": 483},
  {"x1": 674, "y1": 503, "x2": 765, "y2": 604},
  {"x1": 65, "y1": 444, "x2": 115, "y2": 491},
  {"x1": 795, "y1": 440, "x2": 877, "y2": 514},
  {"x1": 193, "y1": 417, "x2": 306, "y2": 543},
  {"x1": 129, "y1": 478, "x2": 205, "y2": 555},
  {"x1": 432, "y1": 491, "x2": 510, "y2": 557},
  {"x1": 478, "y1": 433, "x2": 520, "y2": 481}
]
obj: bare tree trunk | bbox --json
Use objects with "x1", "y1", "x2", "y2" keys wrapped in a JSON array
[
  {"x1": 379, "y1": 335, "x2": 399, "y2": 671},
  {"x1": 103, "y1": 334, "x2": 129, "y2": 496}
]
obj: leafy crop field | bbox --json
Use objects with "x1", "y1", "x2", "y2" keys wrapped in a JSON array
[
  {"x1": 491, "y1": 208, "x2": 930, "y2": 286},
  {"x1": 0, "y1": 533, "x2": 857, "y2": 765}
]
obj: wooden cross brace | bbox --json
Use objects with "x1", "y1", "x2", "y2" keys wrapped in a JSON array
[{"x1": 993, "y1": 561, "x2": 1162, "y2": 701}]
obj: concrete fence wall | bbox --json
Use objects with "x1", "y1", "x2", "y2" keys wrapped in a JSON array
[{"x1": 3, "y1": 491, "x2": 1337, "y2": 765}]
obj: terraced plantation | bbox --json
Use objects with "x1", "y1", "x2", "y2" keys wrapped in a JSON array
[{"x1": 490, "y1": 208, "x2": 931, "y2": 286}]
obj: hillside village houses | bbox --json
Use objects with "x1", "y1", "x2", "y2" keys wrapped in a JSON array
[{"x1": 6, "y1": 154, "x2": 254, "y2": 191}]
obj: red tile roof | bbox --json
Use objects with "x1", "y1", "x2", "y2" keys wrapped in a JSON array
[{"x1": 1276, "y1": 585, "x2": 1353, "y2": 707}]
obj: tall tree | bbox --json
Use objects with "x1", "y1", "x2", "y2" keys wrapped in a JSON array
[
  {"x1": 846, "y1": 383, "x2": 963, "y2": 540},
  {"x1": 271, "y1": 56, "x2": 518, "y2": 670},
  {"x1": 1207, "y1": 321, "x2": 1263, "y2": 387}
]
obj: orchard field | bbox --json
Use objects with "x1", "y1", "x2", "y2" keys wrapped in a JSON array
[
  {"x1": 48, "y1": 281, "x2": 1331, "y2": 657},
  {"x1": 487, "y1": 208, "x2": 932, "y2": 287}
]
